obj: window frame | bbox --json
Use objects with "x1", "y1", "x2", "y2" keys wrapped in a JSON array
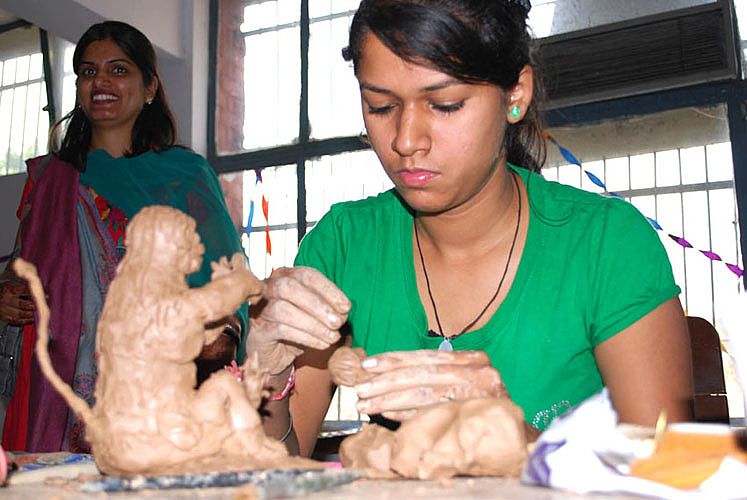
[
  {"x1": 207, "y1": 0, "x2": 747, "y2": 276},
  {"x1": 0, "y1": 20, "x2": 57, "y2": 176},
  {"x1": 207, "y1": 0, "x2": 368, "y2": 242}
]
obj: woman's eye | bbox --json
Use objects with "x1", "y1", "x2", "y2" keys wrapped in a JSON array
[
  {"x1": 112, "y1": 66, "x2": 127, "y2": 74},
  {"x1": 432, "y1": 100, "x2": 465, "y2": 114},
  {"x1": 366, "y1": 104, "x2": 394, "y2": 115},
  {"x1": 80, "y1": 67, "x2": 95, "y2": 77}
]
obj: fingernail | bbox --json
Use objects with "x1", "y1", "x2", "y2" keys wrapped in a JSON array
[
  {"x1": 361, "y1": 358, "x2": 377, "y2": 368},
  {"x1": 357, "y1": 400, "x2": 369, "y2": 411},
  {"x1": 328, "y1": 312, "x2": 340, "y2": 324},
  {"x1": 355, "y1": 382, "x2": 372, "y2": 394}
]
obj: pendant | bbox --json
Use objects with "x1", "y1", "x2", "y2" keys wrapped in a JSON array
[{"x1": 438, "y1": 337, "x2": 454, "y2": 351}]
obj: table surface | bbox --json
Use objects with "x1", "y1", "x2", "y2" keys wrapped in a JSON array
[{"x1": 2, "y1": 476, "x2": 644, "y2": 499}]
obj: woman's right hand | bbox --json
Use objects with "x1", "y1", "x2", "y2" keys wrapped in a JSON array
[
  {"x1": 246, "y1": 266, "x2": 350, "y2": 375},
  {"x1": 0, "y1": 275, "x2": 35, "y2": 325}
]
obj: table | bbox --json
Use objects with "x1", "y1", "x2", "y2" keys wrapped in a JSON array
[{"x1": 2, "y1": 476, "x2": 644, "y2": 499}]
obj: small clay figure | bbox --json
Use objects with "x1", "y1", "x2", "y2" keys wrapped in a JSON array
[
  {"x1": 330, "y1": 346, "x2": 529, "y2": 480},
  {"x1": 15, "y1": 206, "x2": 316, "y2": 475}
]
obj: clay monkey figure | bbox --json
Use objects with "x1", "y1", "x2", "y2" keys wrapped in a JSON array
[{"x1": 16, "y1": 206, "x2": 313, "y2": 475}]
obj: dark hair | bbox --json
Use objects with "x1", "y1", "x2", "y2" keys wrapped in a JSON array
[
  {"x1": 52, "y1": 21, "x2": 177, "y2": 171},
  {"x1": 343, "y1": 0, "x2": 546, "y2": 172}
]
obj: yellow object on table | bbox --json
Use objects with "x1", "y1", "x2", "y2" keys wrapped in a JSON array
[{"x1": 630, "y1": 423, "x2": 747, "y2": 489}]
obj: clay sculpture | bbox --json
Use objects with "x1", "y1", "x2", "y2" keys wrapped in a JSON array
[{"x1": 14, "y1": 206, "x2": 315, "y2": 475}]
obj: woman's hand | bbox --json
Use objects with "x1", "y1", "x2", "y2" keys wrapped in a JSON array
[
  {"x1": 0, "y1": 276, "x2": 35, "y2": 325},
  {"x1": 246, "y1": 266, "x2": 350, "y2": 375},
  {"x1": 354, "y1": 350, "x2": 506, "y2": 421}
]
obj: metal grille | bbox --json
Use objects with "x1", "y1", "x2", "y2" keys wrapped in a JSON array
[
  {"x1": 0, "y1": 52, "x2": 48, "y2": 175},
  {"x1": 543, "y1": 141, "x2": 741, "y2": 328}
]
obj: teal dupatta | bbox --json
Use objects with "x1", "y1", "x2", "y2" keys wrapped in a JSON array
[{"x1": 80, "y1": 147, "x2": 249, "y2": 352}]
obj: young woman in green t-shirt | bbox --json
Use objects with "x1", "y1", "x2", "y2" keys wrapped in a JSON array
[{"x1": 247, "y1": 0, "x2": 693, "y2": 457}]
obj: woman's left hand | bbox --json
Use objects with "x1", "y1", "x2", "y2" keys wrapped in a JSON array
[{"x1": 354, "y1": 350, "x2": 506, "y2": 421}]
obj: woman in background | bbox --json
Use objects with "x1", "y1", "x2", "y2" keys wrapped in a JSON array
[{"x1": 0, "y1": 21, "x2": 245, "y2": 452}]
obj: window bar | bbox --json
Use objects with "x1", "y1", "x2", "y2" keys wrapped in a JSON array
[
  {"x1": 627, "y1": 154, "x2": 632, "y2": 202},
  {"x1": 602, "y1": 157, "x2": 607, "y2": 194},
  {"x1": 653, "y1": 151, "x2": 660, "y2": 273},
  {"x1": 297, "y1": 0, "x2": 310, "y2": 242},
  {"x1": 677, "y1": 148, "x2": 689, "y2": 313},
  {"x1": 18, "y1": 83, "x2": 31, "y2": 172},
  {"x1": 735, "y1": 186, "x2": 742, "y2": 292},
  {"x1": 18, "y1": 58, "x2": 32, "y2": 170},
  {"x1": 39, "y1": 28, "x2": 56, "y2": 127},
  {"x1": 0, "y1": 20, "x2": 31, "y2": 36},
  {"x1": 704, "y1": 146, "x2": 716, "y2": 324},
  {"x1": 6, "y1": 83, "x2": 16, "y2": 175}
]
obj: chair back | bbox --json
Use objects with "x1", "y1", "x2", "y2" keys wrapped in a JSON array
[{"x1": 687, "y1": 316, "x2": 729, "y2": 423}]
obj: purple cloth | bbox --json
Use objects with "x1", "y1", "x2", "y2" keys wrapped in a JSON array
[{"x1": 21, "y1": 155, "x2": 83, "y2": 452}]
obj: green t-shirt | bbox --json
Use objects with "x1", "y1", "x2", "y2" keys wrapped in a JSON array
[{"x1": 295, "y1": 165, "x2": 680, "y2": 429}]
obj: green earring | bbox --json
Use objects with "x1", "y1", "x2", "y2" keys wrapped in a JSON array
[{"x1": 509, "y1": 105, "x2": 521, "y2": 119}]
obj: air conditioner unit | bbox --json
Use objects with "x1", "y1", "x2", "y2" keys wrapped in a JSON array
[{"x1": 538, "y1": 1, "x2": 740, "y2": 109}]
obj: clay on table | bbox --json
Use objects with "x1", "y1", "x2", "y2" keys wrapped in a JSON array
[{"x1": 329, "y1": 346, "x2": 529, "y2": 480}]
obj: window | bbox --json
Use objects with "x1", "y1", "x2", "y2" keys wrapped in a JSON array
[
  {"x1": 0, "y1": 25, "x2": 49, "y2": 176},
  {"x1": 545, "y1": 104, "x2": 744, "y2": 418},
  {"x1": 212, "y1": 0, "x2": 370, "y2": 264},
  {"x1": 0, "y1": 24, "x2": 75, "y2": 178}
]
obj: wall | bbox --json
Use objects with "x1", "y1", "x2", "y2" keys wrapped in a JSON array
[
  {"x1": 546, "y1": 105, "x2": 731, "y2": 167},
  {"x1": 0, "y1": 0, "x2": 210, "y2": 258}
]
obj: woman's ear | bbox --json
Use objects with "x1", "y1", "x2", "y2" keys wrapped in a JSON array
[
  {"x1": 506, "y1": 65, "x2": 534, "y2": 124},
  {"x1": 145, "y1": 76, "x2": 159, "y2": 104}
]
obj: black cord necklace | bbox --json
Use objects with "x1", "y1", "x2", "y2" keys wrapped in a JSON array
[{"x1": 414, "y1": 171, "x2": 522, "y2": 351}]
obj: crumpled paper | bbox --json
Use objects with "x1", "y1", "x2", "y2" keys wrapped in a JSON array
[{"x1": 521, "y1": 389, "x2": 747, "y2": 499}]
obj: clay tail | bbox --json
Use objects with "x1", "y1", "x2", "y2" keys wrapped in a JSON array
[{"x1": 13, "y1": 259, "x2": 94, "y2": 423}]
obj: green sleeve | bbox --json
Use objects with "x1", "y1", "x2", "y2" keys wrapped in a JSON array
[
  {"x1": 588, "y1": 200, "x2": 681, "y2": 346},
  {"x1": 294, "y1": 207, "x2": 346, "y2": 283}
]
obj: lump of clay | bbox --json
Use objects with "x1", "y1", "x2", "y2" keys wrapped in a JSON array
[
  {"x1": 328, "y1": 346, "x2": 369, "y2": 387},
  {"x1": 15, "y1": 206, "x2": 318, "y2": 476},
  {"x1": 330, "y1": 346, "x2": 529, "y2": 480}
]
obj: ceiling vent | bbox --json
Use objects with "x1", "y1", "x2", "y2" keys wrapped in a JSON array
[{"x1": 538, "y1": 2, "x2": 740, "y2": 109}]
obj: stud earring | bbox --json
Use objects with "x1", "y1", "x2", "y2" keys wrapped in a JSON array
[
  {"x1": 509, "y1": 105, "x2": 521, "y2": 119},
  {"x1": 358, "y1": 130, "x2": 371, "y2": 146},
  {"x1": 145, "y1": 97, "x2": 153, "y2": 105}
]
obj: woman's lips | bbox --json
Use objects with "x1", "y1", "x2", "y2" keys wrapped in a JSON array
[{"x1": 397, "y1": 169, "x2": 438, "y2": 188}]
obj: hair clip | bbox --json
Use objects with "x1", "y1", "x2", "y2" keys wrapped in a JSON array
[{"x1": 511, "y1": 0, "x2": 532, "y2": 15}]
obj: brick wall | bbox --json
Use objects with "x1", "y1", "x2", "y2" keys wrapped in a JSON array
[{"x1": 216, "y1": 0, "x2": 246, "y2": 232}]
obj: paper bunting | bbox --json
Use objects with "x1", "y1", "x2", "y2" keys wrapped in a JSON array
[
  {"x1": 245, "y1": 170, "x2": 273, "y2": 260},
  {"x1": 546, "y1": 134, "x2": 744, "y2": 278}
]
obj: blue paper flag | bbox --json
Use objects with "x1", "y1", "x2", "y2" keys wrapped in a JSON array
[{"x1": 245, "y1": 200, "x2": 255, "y2": 237}]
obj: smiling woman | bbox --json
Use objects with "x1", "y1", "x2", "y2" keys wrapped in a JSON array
[
  {"x1": 0, "y1": 21, "x2": 246, "y2": 454},
  {"x1": 76, "y1": 39, "x2": 157, "y2": 138}
]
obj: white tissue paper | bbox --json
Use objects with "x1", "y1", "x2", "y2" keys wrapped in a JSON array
[{"x1": 521, "y1": 389, "x2": 747, "y2": 500}]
